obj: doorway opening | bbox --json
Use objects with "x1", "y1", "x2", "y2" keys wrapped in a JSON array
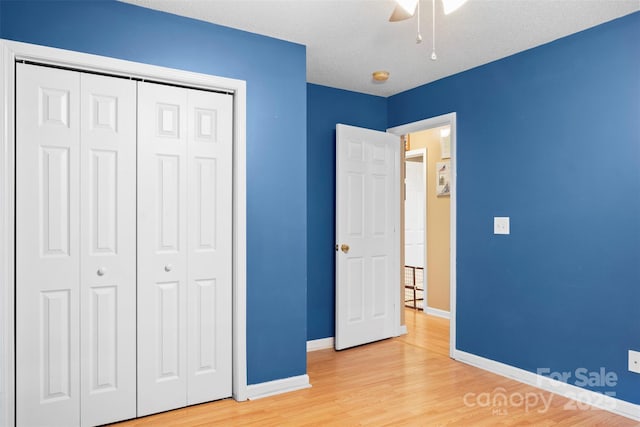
[
  {"x1": 388, "y1": 112, "x2": 457, "y2": 357},
  {"x1": 403, "y1": 149, "x2": 426, "y2": 311}
]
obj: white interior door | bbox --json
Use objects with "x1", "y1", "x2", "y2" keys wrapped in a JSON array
[
  {"x1": 17, "y1": 63, "x2": 234, "y2": 424},
  {"x1": 186, "y1": 88, "x2": 233, "y2": 405},
  {"x1": 16, "y1": 63, "x2": 81, "y2": 427},
  {"x1": 79, "y1": 73, "x2": 137, "y2": 426},
  {"x1": 335, "y1": 124, "x2": 400, "y2": 350},
  {"x1": 16, "y1": 64, "x2": 137, "y2": 427},
  {"x1": 138, "y1": 82, "x2": 233, "y2": 415},
  {"x1": 404, "y1": 157, "x2": 425, "y2": 268},
  {"x1": 137, "y1": 81, "x2": 189, "y2": 415}
]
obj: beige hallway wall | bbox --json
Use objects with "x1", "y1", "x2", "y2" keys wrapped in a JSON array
[{"x1": 408, "y1": 127, "x2": 450, "y2": 312}]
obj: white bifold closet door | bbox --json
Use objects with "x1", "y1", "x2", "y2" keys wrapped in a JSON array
[
  {"x1": 16, "y1": 63, "x2": 136, "y2": 426},
  {"x1": 137, "y1": 82, "x2": 232, "y2": 416}
]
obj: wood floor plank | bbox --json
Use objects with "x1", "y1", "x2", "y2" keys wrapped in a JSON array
[{"x1": 111, "y1": 309, "x2": 639, "y2": 426}]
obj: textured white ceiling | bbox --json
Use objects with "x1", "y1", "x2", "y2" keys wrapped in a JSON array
[{"x1": 120, "y1": 0, "x2": 639, "y2": 97}]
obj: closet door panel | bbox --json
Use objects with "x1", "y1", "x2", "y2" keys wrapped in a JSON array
[
  {"x1": 186, "y1": 89, "x2": 233, "y2": 404},
  {"x1": 80, "y1": 73, "x2": 137, "y2": 426},
  {"x1": 16, "y1": 63, "x2": 81, "y2": 427},
  {"x1": 137, "y1": 82, "x2": 189, "y2": 416}
]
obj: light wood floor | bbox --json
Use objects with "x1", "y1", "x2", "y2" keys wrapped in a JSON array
[{"x1": 112, "y1": 309, "x2": 639, "y2": 426}]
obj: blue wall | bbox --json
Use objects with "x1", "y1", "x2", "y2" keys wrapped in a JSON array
[
  {"x1": 389, "y1": 12, "x2": 640, "y2": 404},
  {"x1": 3, "y1": 0, "x2": 638, "y2": 407},
  {"x1": 0, "y1": 0, "x2": 308, "y2": 385},
  {"x1": 307, "y1": 84, "x2": 387, "y2": 340}
]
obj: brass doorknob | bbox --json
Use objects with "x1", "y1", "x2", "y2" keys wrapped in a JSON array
[{"x1": 340, "y1": 244, "x2": 350, "y2": 253}]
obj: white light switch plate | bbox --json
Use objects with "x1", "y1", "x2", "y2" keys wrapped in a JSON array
[
  {"x1": 629, "y1": 350, "x2": 640, "y2": 374},
  {"x1": 494, "y1": 217, "x2": 510, "y2": 235}
]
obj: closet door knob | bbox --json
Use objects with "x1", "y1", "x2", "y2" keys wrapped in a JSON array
[
  {"x1": 97, "y1": 267, "x2": 106, "y2": 276},
  {"x1": 164, "y1": 264, "x2": 173, "y2": 272}
]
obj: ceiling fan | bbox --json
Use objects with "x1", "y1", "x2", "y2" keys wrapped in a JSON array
[
  {"x1": 389, "y1": 0, "x2": 468, "y2": 21},
  {"x1": 388, "y1": 0, "x2": 468, "y2": 62},
  {"x1": 372, "y1": 0, "x2": 467, "y2": 81}
]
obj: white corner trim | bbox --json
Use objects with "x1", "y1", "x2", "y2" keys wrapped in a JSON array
[
  {"x1": 246, "y1": 375, "x2": 311, "y2": 400},
  {"x1": 0, "y1": 41, "x2": 5, "y2": 427},
  {"x1": 231, "y1": 56, "x2": 248, "y2": 404},
  {"x1": 307, "y1": 337, "x2": 334, "y2": 352},
  {"x1": 453, "y1": 350, "x2": 640, "y2": 422},
  {"x1": 424, "y1": 307, "x2": 450, "y2": 319},
  {"x1": 1, "y1": 40, "x2": 17, "y2": 427}
]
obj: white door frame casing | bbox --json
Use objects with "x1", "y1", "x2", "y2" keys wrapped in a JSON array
[
  {"x1": 388, "y1": 113, "x2": 457, "y2": 357},
  {"x1": 0, "y1": 39, "x2": 248, "y2": 426},
  {"x1": 404, "y1": 148, "x2": 428, "y2": 309}
]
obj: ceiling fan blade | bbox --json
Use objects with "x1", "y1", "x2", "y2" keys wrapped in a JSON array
[
  {"x1": 389, "y1": 3, "x2": 417, "y2": 22},
  {"x1": 442, "y1": 0, "x2": 468, "y2": 14}
]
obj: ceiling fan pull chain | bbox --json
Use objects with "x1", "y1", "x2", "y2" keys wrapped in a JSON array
[
  {"x1": 431, "y1": 0, "x2": 437, "y2": 60},
  {"x1": 416, "y1": 1, "x2": 423, "y2": 43}
]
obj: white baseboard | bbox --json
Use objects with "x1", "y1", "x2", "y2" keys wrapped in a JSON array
[
  {"x1": 399, "y1": 324, "x2": 408, "y2": 335},
  {"x1": 453, "y1": 349, "x2": 640, "y2": 421},
  {"x1": 307, "y1": 337, "x2": 334, "y2": 352},
  {"x1": 424, "y1": 306, "x2": 450, "y2": 319},
  {"x1": 246, "y1": 374, "x2": 311, "y2": 400}
]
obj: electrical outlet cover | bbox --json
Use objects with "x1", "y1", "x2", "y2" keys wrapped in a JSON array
[{"x1": 629, "y1": 350, "x2": 640, "y2": 374}]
